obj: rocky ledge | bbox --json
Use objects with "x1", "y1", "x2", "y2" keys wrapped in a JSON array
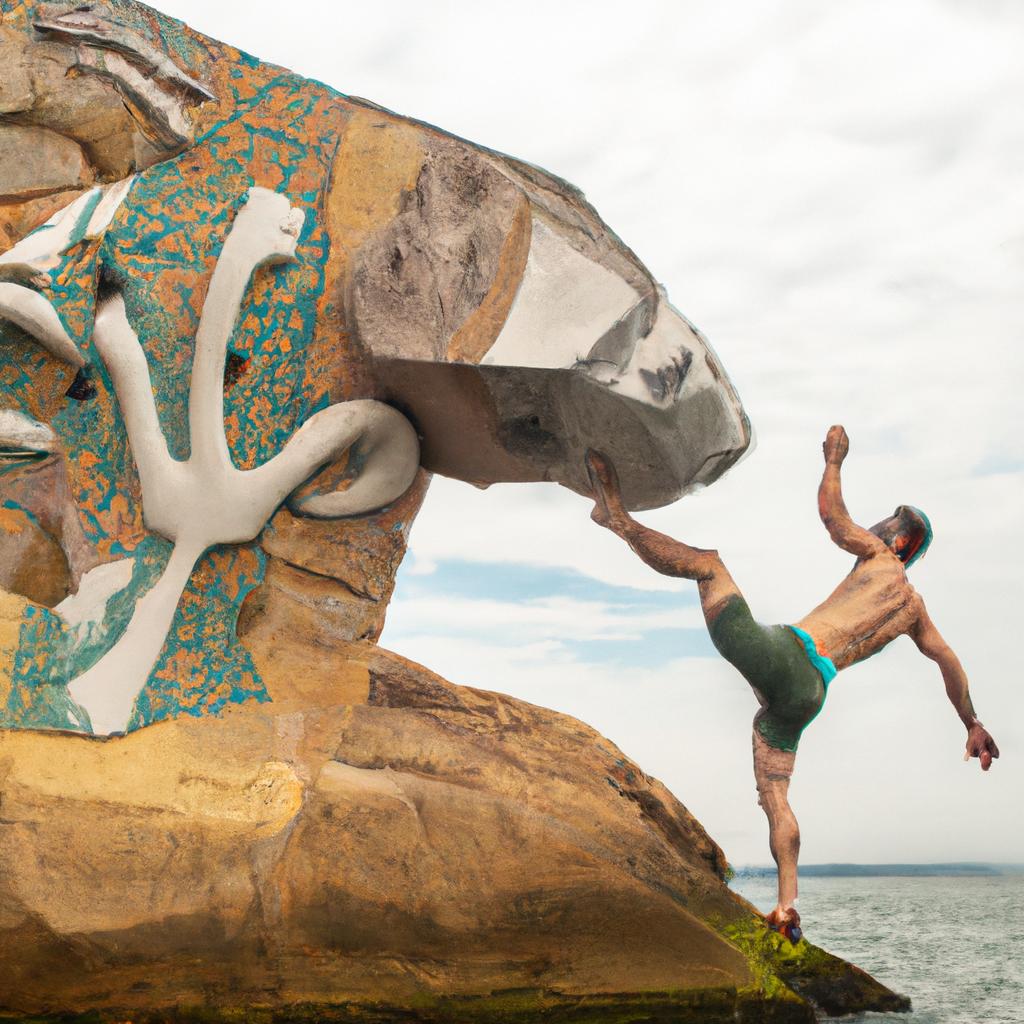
[{"x1": 0, "y1": 643, "x2": 909, "y2": 1022}]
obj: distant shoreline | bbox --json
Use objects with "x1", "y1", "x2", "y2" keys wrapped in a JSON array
[{"x1": 732, "y1": 862, "x2": 1024, "y2": 878}]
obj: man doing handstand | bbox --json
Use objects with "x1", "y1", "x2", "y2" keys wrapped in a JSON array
[{"x1": 586, "y1": 425, "x2": 999, "y2": 941}]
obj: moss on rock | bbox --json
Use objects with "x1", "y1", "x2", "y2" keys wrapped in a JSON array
[
  {"x1": 717, "y1": 913, "x2": 911, "y2": 1018},
  {"x1": 0, "y1": 985, "x2": 816, "y2": 1024}
]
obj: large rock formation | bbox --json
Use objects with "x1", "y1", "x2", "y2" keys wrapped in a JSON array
[
  {"x1": 0, "y1": 0, "x2": 751, "y2": 736},
  {"x1": 0, "y1": 1, "x2": 909, "y2": 1018},
  {"x1": 0, "y1": 638, "x2": 909, "y2": 1022}
]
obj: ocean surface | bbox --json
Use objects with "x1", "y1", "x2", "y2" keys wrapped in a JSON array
[{"x1": 730, "y1": 874, "x2": 1024, "y2": 1024}]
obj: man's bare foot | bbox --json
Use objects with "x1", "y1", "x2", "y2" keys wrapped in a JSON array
[
  {"x1": 766, "y1": 905, "x2": 802, "y2": 943},
  {"x1": 585, "y1": 449, "x2": 625, "y2": 527}
]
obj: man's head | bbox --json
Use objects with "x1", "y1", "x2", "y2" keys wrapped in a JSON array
[{"x1": 869, "y1": 505, "x2": 933, "y2": 568}]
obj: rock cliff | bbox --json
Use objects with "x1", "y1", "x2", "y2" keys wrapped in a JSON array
[{"x1": 0, "y1": 638, "x2": 910, "y2": 1022}]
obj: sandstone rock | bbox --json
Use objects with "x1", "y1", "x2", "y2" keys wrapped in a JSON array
[
  {"x1": 0, "y1": 646, "x2": 909, "y2": 1021},
  {"x1": 0, "y1": 28, "x2": 34, "y2": 115},
  {"x1": 0, "y1": 188, "x2": 91, "y2": 250},
  {"x1": 254, "y1": 470, "x2": 435, "y2": 644},
  {"x1": 0, "y1": 505, "x2": 69, "y2": 607},
  {"x1": 0, "y1": 123, "x2": 90, "y2": 201},
  {"x1": 0, "y1": 18, "x2": 198, "y2": 187}
]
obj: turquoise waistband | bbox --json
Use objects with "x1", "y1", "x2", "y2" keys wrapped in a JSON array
[{"x1": 786, "y1": 625, "x2": 838, "y2": 687}]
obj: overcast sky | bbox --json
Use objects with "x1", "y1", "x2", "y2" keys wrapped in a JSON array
[{"x1": 159, "y1": 0, "x2": 1024, "y2": 865}]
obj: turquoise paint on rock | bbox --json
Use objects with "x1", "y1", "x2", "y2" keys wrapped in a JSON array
[{"x1": 0, "y1": 53, "x2": 350, "y2": 733}]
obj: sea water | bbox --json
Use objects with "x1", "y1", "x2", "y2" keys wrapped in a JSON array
[{"x1": 730, "y1": 874, "x2": 1024, "y2": 1024}]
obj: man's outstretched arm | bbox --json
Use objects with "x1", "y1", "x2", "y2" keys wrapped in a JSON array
[
  {"x1": 910, "y1": 605, "x2": 999, "y2": 770},
  {"x1": 818, "y1": 425, "x2": 888, "y2": 559}
]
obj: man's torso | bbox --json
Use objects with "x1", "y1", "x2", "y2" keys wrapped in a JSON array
[{"x1": 795, "y1": 553, "x2": 922, "y2": 670}]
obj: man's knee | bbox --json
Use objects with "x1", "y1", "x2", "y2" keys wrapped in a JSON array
[
  {"x1": 697, "y1": 550, "x2": 729, "y2": 583},
  {"x1": 753, "y1": 732, "x2": 796, "y2": 784}
]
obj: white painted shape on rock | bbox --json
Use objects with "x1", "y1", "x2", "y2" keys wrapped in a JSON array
[
  {"x1": 0, "y1": 283, "x2": 84, "y2": 367},
  {"x1": 0, "y1": 178, "x2": 134, "y2": 278},
  {"x1": 0, "y1": 178, "x2": 136, "y2": 368},
  {"x1": 187, "y1": 188, "x2": 304, "y2": 481},
  {"x1": 68, "y1": 187, "x2": 420, "y2": 736},
  {"x1": 279, "y1": 402, "x2": 421, "y2": 519},
  {"x1": 0, "y1": 408, "x2": 57, "y2": 452},
  {"x1": 55, "y1": 558, "x2": 135, "y2": 637},
  {"x1": 482, "y1": 216, "x2": 641, "y2": 370},
  {"x1": 33, "y1": 3, "x2": 216, "y2": 104},
  {"x1": 85, "y1": 176, "x2": 136, "y2": 238},
  {"x1": 0, "y1": 188, "x2": 101, "y2": 275},
  {"x1": 78, "y1": 48, "x2": 194, "y2": 146},
  {"x1": 67, "y1": 541, "x2": 199, "y2": 736}
]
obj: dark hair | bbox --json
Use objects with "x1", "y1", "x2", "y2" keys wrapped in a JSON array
[{"x1": 869, "y1": 506, "x2": 933, "y2": 567}]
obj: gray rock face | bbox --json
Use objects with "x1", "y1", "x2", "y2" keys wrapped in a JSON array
[
  {"x1": 352, "y1": 128, "x2": 754, "y2": 509},
  {"x1": 350, "y1": 140, "x2": 528, "y2": 364}
]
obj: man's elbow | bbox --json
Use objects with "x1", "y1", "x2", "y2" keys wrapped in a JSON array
[{"x1": 930, "y1": 644, "x2": 961, "y2": 673}]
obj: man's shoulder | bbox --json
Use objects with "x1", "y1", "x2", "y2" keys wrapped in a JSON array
[{"x1": 850, "y1": 551, "x2": 918, "y2": 593}]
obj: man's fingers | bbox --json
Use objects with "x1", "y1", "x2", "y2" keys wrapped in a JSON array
[{"x1": 967, "y1": 734, "x2": 997, "y2": 770}]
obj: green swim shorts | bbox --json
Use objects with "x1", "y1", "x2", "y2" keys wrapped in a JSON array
[{"x1": 708, "y1": 595, "x2": 832, "y2": 753}]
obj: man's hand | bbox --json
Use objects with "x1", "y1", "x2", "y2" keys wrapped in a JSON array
[
  {"x1": 823, "y1": 424, "x2": 849, "y2": 465},
  {"x1": 965, "y1": 722, "x2": 1000, "y2": 771}
]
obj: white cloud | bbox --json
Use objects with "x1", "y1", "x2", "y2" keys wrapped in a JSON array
[{"x1": 387, "y1": 592, "x2": 705, "y2": 642}]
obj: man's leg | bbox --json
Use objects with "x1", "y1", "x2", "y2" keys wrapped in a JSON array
[
  {"x1": 752, "y1": 728, "x2": 802, "y2": 935},
  {"x1": 588, "y1": 451, "x2": 804, "y2": 932},
  {"x1": 586, "y1": 450, "x2": 739, "y2": 623}
]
